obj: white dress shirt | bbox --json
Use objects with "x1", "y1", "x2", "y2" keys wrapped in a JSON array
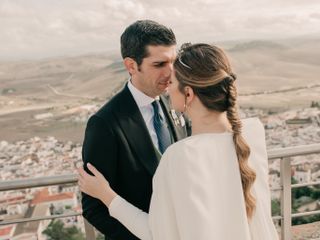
[
  {"x1": 127, "y1": 79, "x2": 166, "y2": 152},
  {"x1": 109, "y1": 118, "x2": 279, "y2": 240}
]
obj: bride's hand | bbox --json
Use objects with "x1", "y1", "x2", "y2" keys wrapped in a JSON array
[{"x1": 78, "y1": 163, "x2": 117, "y2": 207}]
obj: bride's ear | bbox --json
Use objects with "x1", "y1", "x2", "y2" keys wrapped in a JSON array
[{"x1": 184, "y1": 86, "x2": 194, "y2": 105}]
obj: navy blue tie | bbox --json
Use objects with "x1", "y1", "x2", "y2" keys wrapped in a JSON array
[{"x1": 152, "y1": 100, "x2": 171, "y2": 154}]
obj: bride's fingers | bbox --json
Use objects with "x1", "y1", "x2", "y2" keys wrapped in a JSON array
[
  {"x1": 78, "y1": 167, "x2": 94, "y2": 180},
  {"x1": 77, "y1": 168, "x2": 85, "y2": 180},
  {"x1": 78, "y1": 171, "x2": 88, "y2": 186},
  {"x1": 77, "y1": 167, "x2": 86, "y2": 177},
  {"x1": 87, "y1": 163, "x2": 102, "y2": 178}
]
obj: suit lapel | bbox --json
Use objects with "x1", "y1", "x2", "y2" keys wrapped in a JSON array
[
  {"x1": 159, "y1": 94, "x2": 179, "y2": 142},
  {"x1": 160, "y1": 94, "x2": 187, "y2": 141},
  {"x1": 115, "y1": 85, "x2": 159, "y2": 175}
]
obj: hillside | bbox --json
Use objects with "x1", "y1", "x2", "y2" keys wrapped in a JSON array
[{"x1": 0, "y1": 37, "x2": 319, "y2": 142}]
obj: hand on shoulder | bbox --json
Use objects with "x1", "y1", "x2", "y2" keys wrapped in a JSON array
[{"x1": 78, "y1": 163, "x2": 117, "y2": 207}]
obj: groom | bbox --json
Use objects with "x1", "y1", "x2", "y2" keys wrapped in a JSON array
[{"x1": 81, "y1": 20, "x2": 191, "y2": 240}]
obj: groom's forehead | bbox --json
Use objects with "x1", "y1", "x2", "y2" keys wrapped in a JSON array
[{"x1": 145, "y1": 45, "x2": 177, "y2": 61}]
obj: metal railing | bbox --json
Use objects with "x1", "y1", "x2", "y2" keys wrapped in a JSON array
[
  {"x1": 268, "y1": 143, "x2": 320, "y2": 240},
  {"x1": 0, "y1": 143, "x2": 320, "y2": 240},
  {"x1": 0, "y1": 174, "x2": 96, "y2": 239}
]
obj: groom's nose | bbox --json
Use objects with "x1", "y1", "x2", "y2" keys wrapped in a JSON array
[{"x1": 164, "y1": 63, "x2": 174, "y2": 78}]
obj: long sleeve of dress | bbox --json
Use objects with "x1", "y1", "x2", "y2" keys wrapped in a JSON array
[{"x1": 109, "y1": 195, "x2": 152, "y2": 240}]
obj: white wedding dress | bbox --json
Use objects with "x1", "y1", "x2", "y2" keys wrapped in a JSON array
[{"x1": 109, "y1": 118, "x2": 279, "y2": 240}]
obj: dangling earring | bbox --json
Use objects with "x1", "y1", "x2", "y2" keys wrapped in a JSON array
[
  {"x1": 183, "y1": 94, "x2": 189, "y2": 113},
  {"x1": 183, "y1": 102, "x2": 187, "y2": 113}
]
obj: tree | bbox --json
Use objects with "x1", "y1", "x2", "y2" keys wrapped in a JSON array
[
  {"x1": 271, "y1": 199, "x2": 281, "y2": 216},
  {"x1": 311, "y1": 189, "x2": 320, "y2": 199},
  {"x1": 43, "y1": 219, "x2": 85, "y2": 240}
]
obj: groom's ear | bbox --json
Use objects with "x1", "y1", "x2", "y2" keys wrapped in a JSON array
[{"x1": 123, "y1": 57, "x2": 138, "y2": 75}]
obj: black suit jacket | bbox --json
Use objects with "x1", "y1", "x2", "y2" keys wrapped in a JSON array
[{"x1": 81, "y1": 84, "x2": 190, "y2": 240}]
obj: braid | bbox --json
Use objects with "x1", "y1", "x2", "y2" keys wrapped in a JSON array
[{"x1": 227, "y1": 80, "x2": 256, "y2": 219}]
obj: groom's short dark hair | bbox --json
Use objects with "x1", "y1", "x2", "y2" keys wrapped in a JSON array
[{"x1": 120, "y1": 20, "x2": 176, "y2": 66}]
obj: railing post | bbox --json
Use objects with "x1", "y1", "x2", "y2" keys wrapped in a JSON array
[
  {"x1": 84, "y1": 218, "x2": 96, "y2": 240},
  {"x1": 280, "y1": 157, "x2": 292, "y2": 240}
]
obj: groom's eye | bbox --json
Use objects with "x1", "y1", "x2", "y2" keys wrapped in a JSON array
[{"x1": 154, "y1": 62, "x2": 166, "y2": 68}]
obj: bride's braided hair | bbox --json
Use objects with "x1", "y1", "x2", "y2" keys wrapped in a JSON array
[
  {"x1": 174, "y1": 43, "x2": 256, "y2": 219},
  {"x1": 227, "y1": 78, "x2": 256, "y2": 219}
]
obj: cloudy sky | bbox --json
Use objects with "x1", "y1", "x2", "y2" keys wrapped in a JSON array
[{"x1": 1, "y1": 0, "x2": 320, "y2": 61}]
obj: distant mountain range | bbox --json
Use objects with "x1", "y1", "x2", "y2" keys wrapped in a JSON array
[
  {"x1": 0, "y1": 36, "x2": 319, "y2": 107},
  {"x1": 228, "y1": 40, "x2": 287, "y2": 52}
]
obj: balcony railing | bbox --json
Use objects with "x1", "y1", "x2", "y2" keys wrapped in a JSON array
[
  {"x1": 0, "y1": 143, "x2": 320, "y2": 240},
  {"x1": 0, "y1": 174, "x2": 96, "y2": 239},
  {"x1": 268, "y1": 143, "x2": 320, "y2": 240}
]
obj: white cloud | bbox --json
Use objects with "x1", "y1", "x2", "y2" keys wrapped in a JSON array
[{"x1": 0, "y1": 0, "x2": 319, "y2": 60}]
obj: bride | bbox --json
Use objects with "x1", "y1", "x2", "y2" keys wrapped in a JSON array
[{"x1": 78, "y1": 43, "x2": 279, "y2": 240}]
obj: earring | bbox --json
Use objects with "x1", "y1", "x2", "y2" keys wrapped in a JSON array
[{"x1": 183, "y1": 96, "x2": 188, "y2": 113}]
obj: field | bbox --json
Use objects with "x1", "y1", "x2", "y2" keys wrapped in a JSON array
[{"x1": 0, "y1": 37, "x2": 319, "y2": 142}]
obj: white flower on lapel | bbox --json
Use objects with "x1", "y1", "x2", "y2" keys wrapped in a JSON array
[
  {"x1": 179, "y1": 114, "x2": 186, "y2": 127},
  {"x1": 170, "y1": 109, "x2": 181, "y2": 126}
]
